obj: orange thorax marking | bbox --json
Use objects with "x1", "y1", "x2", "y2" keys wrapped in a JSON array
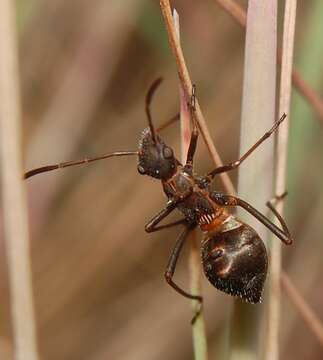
[{"x1": 200, "y1": 209, "x2": 230, "y2": 233}]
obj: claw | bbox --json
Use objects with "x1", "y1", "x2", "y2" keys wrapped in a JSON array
[{"x1": 267, "y1": 191, "x2": 288, "y2": 206}]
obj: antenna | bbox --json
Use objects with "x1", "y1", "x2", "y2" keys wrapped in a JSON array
[
  {"x1": 145, "y1": 77, "x2": 163, "y2": 144},
  {"x1": 24, "y1": 151, "x2": 138, "y2": 179}
]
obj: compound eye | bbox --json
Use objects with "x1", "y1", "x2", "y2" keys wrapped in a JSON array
[
  {"x1": 163, "y1": 146, "x2": 173, "y2": 159},
  {"x1": 137, "y1": 164, "x2": 146, "y2": 175}
]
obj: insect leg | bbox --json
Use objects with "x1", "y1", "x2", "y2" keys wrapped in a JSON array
[
  {"x1": 266, "y1": 192, "x2": 292, "y2": 241},
  {"x1": 211, "y1": 193, "x2": 293, "y2": 245},
  {"x1": 145, "y1": 218, "x2": 188, "y2": 233},
  {"x1": 207, "y1": 113, "x2": 287, "y2": 180},
  {"x1": 155, "y1": 85, "x2": 199, "y2": 168},
  {"x1": 185, "y1": 85, "x2": 199, "y2": 168},
  {"x1": 157, "y1": 85, "x2": 199, "y2": 167},
  {"x1": 145, "y1": 200, "x2": 179, "y2": 233},
  {"x1": 164, "y1": 224, "x2": 202, "y2": 302},
  {"x1": 156, "y1": 112, "x2": 180, "y2": 132},
  {"x1": 145, "y1": 77, "x2": 163, "y2": 144}
]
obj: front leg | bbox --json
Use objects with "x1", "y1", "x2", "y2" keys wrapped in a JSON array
[
  {"x1": 145, "y1": 200, "x2": 187, "y2": 233},
  {"x1": 145, "y1": 217, "x2": 187, "y2": 233},
  {"x1": 185, "y1": 84, "x2": 199, "y2": 169},
  {"x1": 145, "y1": 183, "x2": 196, "y2": 234}
]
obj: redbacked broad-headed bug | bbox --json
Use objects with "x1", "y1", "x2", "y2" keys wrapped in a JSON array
[{"x1": 25, "y1": 78, "x2": 293, "y2": 316}]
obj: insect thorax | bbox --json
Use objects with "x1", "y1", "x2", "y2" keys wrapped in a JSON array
[{"x1": 162, "y1": 170, "x2": 220, "y2": 225}]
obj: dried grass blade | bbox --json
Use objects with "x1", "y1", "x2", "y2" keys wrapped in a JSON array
[
  {"x1": 0, "y1": 1, "x2": 39, "y2": 359},
  {"x1": 265, "y1": 1, "x2": 297, "y2": 359},
  {"x1": 228, "y1": 2, "x2": 277, "y2": 359},
  {"x1": 173, "y1": 9, "x2": 208, "y2": 360}
]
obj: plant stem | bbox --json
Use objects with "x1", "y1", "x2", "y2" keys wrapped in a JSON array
[
  {"x1": 173, "y1": 9, "x2": 208, "y2": 360},
  {"x1": 288, "y1": 0, "x2": 323, "y2": 207},
  {"x1": 265, "y1": 1, "x2": 297, "y2": 359},
  {"x1": 215, "y1": 0, "x2": 323, "y2": 124},
  {"x1": 160, "y1": 0, "x2": 235, "y2": 195},
  {"x1": 160, "y1": 0, "x2": 323, "y2": 354},
  {"x1": 0, "y1": 1, "x2": 39, "y2": 359},
  {"x1": 228, "y1": 2, "x2": 277, "y2": 359},
  {"x1": 281, "y1": 273, "x2": 323, "y2": 347}
]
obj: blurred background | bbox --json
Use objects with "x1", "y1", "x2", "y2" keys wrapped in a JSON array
[{"x1": 0, "y1": 0, "x2": 323, "y2": 359}]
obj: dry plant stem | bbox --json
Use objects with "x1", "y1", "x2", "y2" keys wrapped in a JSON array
[
  {"x1": 173, "y1": 10, "x2": 208, "y2": 360},
  {"x1": 160, "y1": 0, "x2": 235, "y2": 195},
  {"x1": 215, "y1": 0, "x2": 246, "y2": 27},
  {"x1": 160, "y1": 0, "x2": 323, "y2": 351},
  {"x1": 281, "y1": 273, "x2": 323, "y2": 347},
  {"x1": 0, "y1": 1, "x2": 39, "y2": 359},
  {"x1": 266, "y1": 1, "x2": 297, "y2": 359},
  {"x1": 291, "y1": 69, "x2": 323, "y2": 121},
  {"x1": 173, "y1": 10, "x2": 191, "y2": 160},
  {"x1": 215, "y1": 0, "x2": 323, "y2": 124},
  {"x1": 229, "y1": 2, "x2": 277, "y2": 359},
  {"x1": 213, "y1": 0, "x2": 323, "y2": 350}
]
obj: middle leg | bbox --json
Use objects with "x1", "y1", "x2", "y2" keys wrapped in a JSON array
[
  {"x1": 145, "y1": 200, "x2": 178, "y2": 233},
  {"x1": 164, "y1": 224, "x2": 202, "y2": 302},
  {"x1": 185, "y1": 84, "x2": 199, "y2": 168},
  {"x1": 206, "y1": 113, "x2": 287, "y2": 181}
]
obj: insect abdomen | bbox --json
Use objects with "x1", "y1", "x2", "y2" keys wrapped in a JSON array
[{"x1": 201, "y1": 221, "x2": 268, "y2": 303}]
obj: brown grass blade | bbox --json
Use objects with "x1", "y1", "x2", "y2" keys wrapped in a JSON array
[{"x1": 174, "y1": 9, "x2": 208, "y2": 360}]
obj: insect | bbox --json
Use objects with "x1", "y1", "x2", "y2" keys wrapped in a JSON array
[{"x1": 25, "y1": 78, "x2": 293, "y2": 314}]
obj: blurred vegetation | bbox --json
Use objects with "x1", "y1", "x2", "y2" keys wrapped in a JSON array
[{"x1": 0, "y1": 0, "x2": 322, "y2": 359}]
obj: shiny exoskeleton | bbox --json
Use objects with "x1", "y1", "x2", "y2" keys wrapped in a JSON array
[
  {"x1": 138, "y1": 118, "x2": 290, "y2": 304},
  {"x1": 24, "y1": 78, "x2": 293, "y2": 312}
]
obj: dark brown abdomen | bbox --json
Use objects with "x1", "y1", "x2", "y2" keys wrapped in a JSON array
[{"x1": 201, "y1": 222, "x2": 268, "y2": 303}]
